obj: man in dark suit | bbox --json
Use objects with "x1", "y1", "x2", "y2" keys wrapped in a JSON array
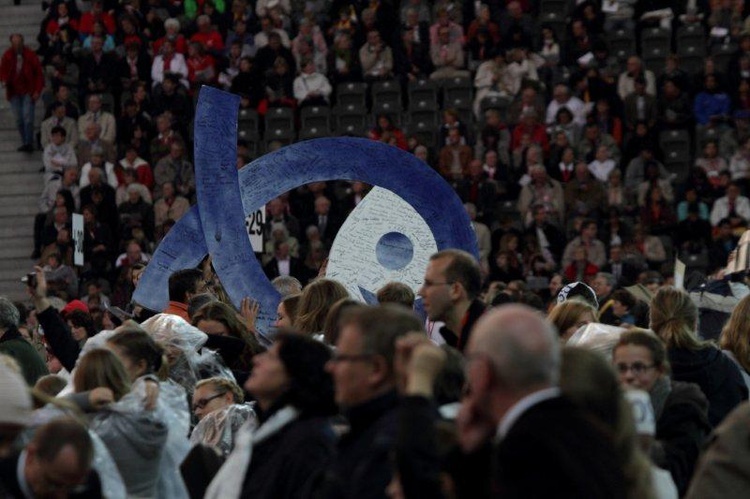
[
  {"x1": 458, "y1": 305, "x2": 626, "y2": 498},
  {"x1": 263, "y1": 241, "x2": 305, "y2": 281},
  {"x1": 0, "y1": 418, "x2": 102, "y2": 498},
  {"x1": 600, "y1": 244, "x2": 640, "y2": 287},
  {"x1": 304, "y1": 196, "x2": 342, "y2": 249},
  {"x1": 525, "y1": 204, "x2": 566, "y2": 263}
]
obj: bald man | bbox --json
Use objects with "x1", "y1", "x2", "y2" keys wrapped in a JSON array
[{"x1": 458, "y1": 305, "x2": 626, "y2": 498}]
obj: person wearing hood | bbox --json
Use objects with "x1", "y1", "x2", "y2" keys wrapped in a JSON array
[
  {"x1": 613, "y1": 329, "x2": 712, "y2": 496},
  {"x1": 649, "y1": 287, "x2": 748, "y2": 427}
]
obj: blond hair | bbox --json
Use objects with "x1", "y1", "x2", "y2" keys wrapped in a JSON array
[
  {"x1": 548, "y1": 299, "x2": 598, "y2": 338},
  {"x1": 720, "y1": 294, "x2": 750, "y2": 373},
  {"x1": 649, "y1": 287, "x2": 707, "y2": 350},
  {"x1": 73, "y1": 349, "x2": 131, "y2": 401},
  {"x1": 195, "y1": 377, "x2": 244, "y2": 403}
]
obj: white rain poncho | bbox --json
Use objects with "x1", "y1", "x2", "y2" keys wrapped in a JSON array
[
  {"x1": 567, "y1": 322, "x2": 628, "y2": 358},
  {"x1": 190, "y1": 402, "x2": 257, "y2": 457},
  {"x1": 140, "y1": 314, "x2": 236, "y2": 393}
]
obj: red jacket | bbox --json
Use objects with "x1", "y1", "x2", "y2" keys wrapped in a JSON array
[{"x1": 0, "y1": 46, "x2": 44, "y2": 100}]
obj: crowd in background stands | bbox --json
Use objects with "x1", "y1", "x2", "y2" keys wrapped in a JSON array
[{"x1": 4, "y1": 0, "x2": 750, "y2": 322}]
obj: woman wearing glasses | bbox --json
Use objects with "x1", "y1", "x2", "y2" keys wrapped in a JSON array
[
  {"x1": 612, "y1": 330, "x2": 710, "y2": 495},
  {"x1": 205, "y1": 333, "x2": 337, "y2": 498}
]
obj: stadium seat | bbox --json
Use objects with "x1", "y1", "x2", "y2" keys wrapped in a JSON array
[
  {"x1": 641, "y1": 27, "x2": 672, "y2": 55},
  {"x1": 238, "y1": 108, "x2": 260, "y2": 132},
  {"x1": 442, "y1": 77, "x2": 473, "y2": 109},
  {"x1": 608, "y1": 30, "x2": 636, "y2": 62},
  {"x1": 264, "y1": 128, "x2": 295, "y2": 149},
  {"x1": 300, "y1": 106, "x2": 331, "y2": 131},
  {"x1": 408, "y1": 79, "x2": 439, "y2": 111},
  {"x1": 711, "y1": 43, "x2": 738, "y2": 73},
  {"x1": 335, "y1": 82, "x2": 368, "y2": 108},
  {"x1": 266, "y1": 107, "x2": 295, "y2": 132},
  {"x1": 372, "y1": 79, "x2": 402, "y2": 110}
]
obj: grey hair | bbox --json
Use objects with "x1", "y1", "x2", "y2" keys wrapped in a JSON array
[
  {"x1": 597, "y1": 272, "x2": 617, "y2": 289},
  {"x1": 0, "y1": 297, "x2": 20, "y2": 330},
  {"x1": 494, "y1": 320, "x2": 560, "y2": 389},
  {"x1": 164, "y1": 18, "x2": 180, "y2": 30}
]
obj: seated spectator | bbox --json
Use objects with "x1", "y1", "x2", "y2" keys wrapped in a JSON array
[
  {"x1": 657, "y1": 79, "x2": 693, "y2": 131},
  {"x1": 518, "y1": 165, "x2": 565, "y2": 227},
  {"x1": 590, "y1": 99, "x2": 622, "y2": 146},
  {"x1": 42, "y1": 251, "x2": 78, "y2": 300},
  {"x1": 636, "y1": 161, "x2": 674, "y2": 207},
  {"x1": 80, "y1": 147, "x2": 118, "y2": 189},
  {"x1": 77, "y1": 93, "x2": 116, "y2": 144},
  {"x1": 477, "y1": 109, "x2": 511, "y2": 168},
  {"x1": 694, "y1": 74, "x2": 731, "y2": 129},
  {"x1": 429, "y1": 6, "x2": 464, "y2": 46},
  {"x1": 119, "y1": 186, "x2": 155, "y2": 243},
  {"x1": 546, "y1": 83, "x2": 586, "y2": 127},
  {"x1": 624, "y1": 146, "x2": 669, "y2": 195},
  {"x1": 41, "y1": 102, "x2": 78, "y2": 148},
  {"x1": 186, "y1": 42, "x2": 217, "y2": 91},
  {"x1": 43, "y1": 126, "x2": 78, "y2": 175},
  {"x1": 153, "y1": 18, "x2": 188, "y2": 55},
  {"x1": 438, "y1": 128, "x2": 473, "y2": 180},
  {"x1": 119, "y1": 144, "x2": 154, "y2": 191},
  {"x1": 695, "y1": 139, "x2": 728, "y2": 189},
  {"x1": 116, "y1": 167, "x2": 151, "y2": 206},
  {"x1": 677, "y1": 187, "x2": 710, "y2": 222},
  {"x1": 508, "y1": 86, "x2": 545, "y2": 127},
  {"x1": 154, "y1": 182, "x2": 190, "y2": 230},
  {"x1": 230, "y1": 56, "x2": 265, "y2": 107},
  {"x1": 255, "y1": 30, "x2": 295, "y2": 75},
  {"x1": 190, "y1": 14, "x2": 224, "y2": 55},
  {"x1": 151, "y1": 39, "x2": 189, "y2": 89},
  {"x1": 150, "y1": 113, "x2": 184, "y2": 166},
  {"x1": 710, "y1": 181, "x2": 750, "y2": 227},
  {"x1": 44, "y1": 83, "x2": 79, "y2": 120},
  {"x1": 360, "y1": 30, "x2": 394, "y2": 81},
  {"x1": 117, "y1": 42, "x2": 151, "y2": 91},
  {"x1": 511, "y1": 108, "x2": 549, "y2": 155},
  {"x1": 292, "y1": 18, "x2": 327, "y2": 73},
  {"x1": 498, "y1": 0, "x2": 534, "y2": 47},
  {"x1": 78, "y1": 35, "x2": 118, "y2": 103},
  {"x1": 629, "y1": 224, "x2": 666, "y2": 268},
  {"x1": 78, "y1": 0, "x2": 115, "y2": 38},
  {"x1": 82, "y1": 20, "x2": 115, "y2": 52},
  {"x1": 547, "y1": 108, "x2": 580, "y2": 150},
  {"x1": 729, "y1": 136, "x2": 750, "y2": 189},
  {"x1": 264, "y1": 56, "x2": 296, "y2": 109},
  {"x1": 368, "y1": 114, "x2": 407, "y2": 150},
  {"x1": 154, "y1": 141, "x2": 195, "y2": 199},
  {"x1": 562, "y1": 219, "x2": 606, "y2": 268},
  {"x1": 396, "y1": 24, "x2": 432, "y2": 83},
  {"x1": 617, "y1": 56, "x2": 656, "y2": 101},
  {"x1": 563, "y1": 245, "x2": 599, "y2": 285},
  {"x1": 578, "y1": 121, "x2": 619, "y2": 164},
  {"x1": 293, "y1": 58, "x2": 332, "y2": 108},
  {"x1": 117, "y1": 97, "x2": 152, "y2": 150},
  {"x1": 467, "y1": 4, "x2": 501, "y2": 46},
  {"x1": 564, "y1": 162, "x2": 606, "y2": 221},
  {"x1": 623, "y1": 76, "x2": 657, "y2": 132},
  {"x1": 225, "y1": 19, "x2": 255, "y2": 58},
  {"x1": 587, "y1": 145, "x2": 616, "y2": 183},
  {"x1": 504, "y1": 48, "x2": 538, "y2": 97},
  {"x1": 328, "y1": 33, "x2": 361, "y2": 85},
  {"x1": 640, "y1": 185, "x2": 676, "y2": 236},
  {"x1": 152, "y1": 74, "x2": 193, "y2": 127},
  {"x1": 473, "y1": 50, "x2": 511, "y2": 116},
  {"x1": 76, "y1": 121, "x2": 116, "y2": 168}
]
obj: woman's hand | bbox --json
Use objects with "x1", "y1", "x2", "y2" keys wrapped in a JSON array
[
  {"x1": 240, "y1": 297, "x2": 260, "y2": 338},
  {"x1": 89, "y1": 387, "x2": 115, "y2": 409},
  {"x1": 143, "y1": 379, "x2": 160, "y2": 411}
]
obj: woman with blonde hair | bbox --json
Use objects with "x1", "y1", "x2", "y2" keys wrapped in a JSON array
[
  {"x1": 293, "y1": 279, "x2": 349, "y2": 339},
  {"x1": 560, "y1": 346, "x2": 656, "y2": 499},
  {"x1": 650, "y1": 287, "x2": 747, "y2": 426},
  {"x1": 548, "y1": 299, "x2": 598, "y2": 341},
  {"x1": 719, "y1": 294, "x2": 750, "y2": 389}
]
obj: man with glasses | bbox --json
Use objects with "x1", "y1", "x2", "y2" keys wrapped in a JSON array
[
  {"x1": 322, "y1": 305, "x2": 423, "y2": 498},
  {"x1": 0, "y1": 417, "x2": 97, "y2": 498},
  {"x1": 419, "y1": 249, "x2": 484, "y2": 352}
]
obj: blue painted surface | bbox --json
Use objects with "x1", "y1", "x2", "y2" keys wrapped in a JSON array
[
  {"x1": 375, "y1": 232, "x2": 414, "y2": 270},
  {"x1": 135, "y1": 87, "x2": 478, "y2": 336}
]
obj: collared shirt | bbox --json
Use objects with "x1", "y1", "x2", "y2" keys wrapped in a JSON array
[
  {"x1": 17, "y1": 450, "x2": 32, "y2": 499},
  {"x1": 495, "y1": 387, "x2": 561, "y2": 442}
]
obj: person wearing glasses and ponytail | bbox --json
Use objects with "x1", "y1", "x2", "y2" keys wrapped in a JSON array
[{"x1": 613, "y1": 329, "x2": 711, "y2": 495}]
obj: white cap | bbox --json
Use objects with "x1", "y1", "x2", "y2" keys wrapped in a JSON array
[
  {"x1": 624, "y1": 389, "x2": 655, "y2": 436},
  {"x1": 0, "y1": 362, "x2": 32, "y2": 426}
]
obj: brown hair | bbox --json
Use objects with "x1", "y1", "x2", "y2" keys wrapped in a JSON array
[
  {"x1": 649, "y1": 287, "x2": 708, "y2": 350},
  {"x1": 192, "y1": 301, "x2": 262, "y2": 355},
  {"x1": 548, "y1": 299, "x2": 598, "y2": 338},
  {"x1": 294, "y1": 279, "x2": 350, "y2": 334},
  {"x1": 73, "y1": 349, "x2": 131, "y2": 401},
  {"x1": 613, "y1": 329, "x2": 670, "y2": 373}
]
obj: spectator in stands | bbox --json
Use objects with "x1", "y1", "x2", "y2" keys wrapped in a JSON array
[
  {"x1": 190, "y1": 14, "x2": 224, "y2": 56},
  {"x1": 563, "y1": 245, "x2": 599, "y2": 284},
  {"x1": 43, "y1": 126, "x2": 78, "y2": 175},
  {"x1": 562, "y1": 219, "x2": 606, "y2": 268},
  {"x1": 152, "y1": 74, "x2": 193, "y2": 127},
  {"x1": 80, "y1": 147, "x2": 117, "y2": 189},
  {"x1": 154, "y1": 181, "x2": 190, "y2": 231},
  {"x1": 359, "y1": 30, "x2": 394, "y2": 81},
  {"x1": 617, "y1": 56, "x2": 656, "y2": 101},
  {"x1": 578, "y1": 121, "x2": 620, "y2": 164},
  {"x1": 151, "y1": 39, "x2": 189, "y2": 89},
  {"x1": 623, "y1": 76, "x2": 657, "y2": 132},
  {"x1": 498, "y1": 0, "x2": 534, "y2": 47},
  {"x1": 45, "y1": 83, "x2": 79, "y2": 120},
  {"x1": 76, "y1": 122, "x2": 116, "y2": 167},
  {"x1": 293, "y1": 58, "x2": 332, "y2": 107},
  {"x1": 504, "y1": 48, "x2": 538, "y2": 97},
  {"x1": 119, "y1": 186, "x2": 155, "y2": 243},
  {"x1": 588, "y1": 145, "x2": 616, "y2": 183},
  {"x1": 42, "y1": 251, "x2": 78, "y2": 300},
  {"x1": 564, "y1": 161, "x2": 606, "y2": 220},
  {"x1": 41, "y1": 102, "x2": 78, "y2": 148},
  {"x1": 624, "y1": 146, "x2": 669, "y2": 195},
  {"x1": 186, "y1": 42, "x2": 217, "y2": 91},
  {"x1": 36, "y1": 168, "x2": 79, "y2": 258},
  {"x1": 518, "y1": 164, "x2": 565, "y2": 227},
  {"x1": 116, "y1": 168, "x2": 151, "y2": 207},
  {"x1": 292, "y1": 19, "x2": 327, "y2": 73},
  {"x1": 729, "y1": 135, "x2": 750, "y2": 189},
  {"x1": 430, "y1": 24, "x2": 469, "y2": 81},
  {"x1": 396, "y1": 24, "x2": 432, "y2": 83},
  {"x1": 640, "y1": 184, "x2": 677, "y2": 236},
  {"x1": 710, "y1": 181, "x2": 750, "y2": 227},
  {"x1": 118, "y1": 42, "x2": 151, "y2": 91},
  {"x1": 77, "y1": 94, "x2": 116, "y2": 144},
  {"x1": 526, "y1": 204, "x2": 566, "y2": 262},
  {"x1": 511, "y1": 108, "x2": 549, "y2": 155},
  {"x1": 225, "y1": 19, "x2": 255, "y2": 58},
  {"x1": 254, "y1": 16, "x2": 291, "y2": 51},
  {"x1": 78, "y1": 0, "x2": 115, "y2": 37},
  {"x1": 438, "y1": 128, "x2": 473, "y2": 180},
  {"x1": 78, "y1": 35, "x2": 118, "y2": 104},
  {"x1": 696, "y1": 139, "x2": 728, "y2": 189},
  {"x1": 0, "y1": 34, "x2": 44, "y2": 152},
  {"x1": 696, "y1": 74, "x2": 732, "y2": 137},
  {"x1": 546, "y1": 83, "x2": 586, "y2": 127},
  {"x1": 154, "y1": 141, "x2": 195, "y2": 200},
  {"x1": 658, "y1": 79, "x2": 693, "y2": 131},
  {"x1": 80, "y1": 167, "x2": 118, "y2": 229},
  {"x1": 154, "y1": 18, "x2": 187, "y2": 55},
  {"x1": 508, "y1": 86, "x2": 545, "y2": 126},
  {"x1": 150, "y1": 113, "x2": 184, "y2": 166}
]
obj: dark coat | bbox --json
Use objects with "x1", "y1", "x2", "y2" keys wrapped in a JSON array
[
  {"x1": 0, "y1": 327, "x2": 48, "y2": 385},
  {"x1": 240, "y1": 415, "x2": 336, "y2": 498},
  {"x1": 438, "y1": 299, "x2": 485, "y2": 353},
  {"x1": 668, "y1": 347, "x2": 749, "y2": 427},
  {"x1": 263, "y1": 257, "x2": 306, "y2": 282},
  {"x1": 652, "y1": 380, "x2": 712, "y2": 496},
  {"x1": 493, "y1": 395, "x2": 626, "y2": 499},
  {"x1": 37, "y1": 306, "x2": 81, "y2": 372},
  {"x1": 323, "y1": 390, "x2": 400, "y2": 499},
  {"x1": 0, "y1": 451, "x2": 103, "y2": 498}
]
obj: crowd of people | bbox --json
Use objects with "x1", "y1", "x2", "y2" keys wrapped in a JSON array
[
  {"x1": 2, "y1": 0, "x2": 750, "y2": 497},
  {"x1": 0, "y1": 248, "x2": 750, "y2": 498}
]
